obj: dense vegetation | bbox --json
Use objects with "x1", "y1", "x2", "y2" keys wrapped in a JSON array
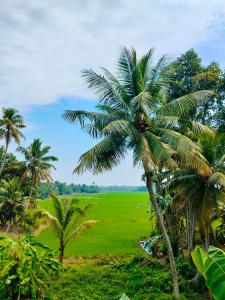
[
  {"x1": 49, "y1": 256, "x2": 208, "y2": 300},
  {"x1": 0, "y1": 47, "x2": 225, "y2": 299}
]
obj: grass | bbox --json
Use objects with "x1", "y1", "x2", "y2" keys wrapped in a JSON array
[
  {"x1": 37, "y1": 192, "x2": 154, "y2": 258},
  {"x1": 48, "y1": 255, "x2": 208, "y2": 300}
]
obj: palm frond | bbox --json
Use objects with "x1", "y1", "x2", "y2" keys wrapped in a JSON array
[
  {"x1": 157, "y1": 90, "x2": 213, "y2": 117},
  {"x1": 209, "y1": 172, "x2": 225, "y2": 187},
  {"x1": 117, "y1": 47, "x2": 136, "y2": 97},
  {"x1": 65, "y1": 220, "x2": 99, "y2": 245},
  {"x1": 131, "y1": 91, "x2": 153, "y2": 115},
  {"x1": 190, "y1": 121, "x2": 215, "y2": 137},
  {"x1": 144, "y1": 132, "x2": 177, "y2": 169},
  {"x1": 74, "y1": 135, "x2": 126, "y2": 174},
  {"x1": 102, "y1": 120, "x2": 138, "y2": 140}
]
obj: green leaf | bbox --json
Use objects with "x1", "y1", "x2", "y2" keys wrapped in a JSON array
[
  {"x1": 191, "y1": 246, "x2": 208, "y2": 276},
  {"x1": 192, "y1": 246, "x2": 225, "y2": 300},
  {"x1": 204, "y1": 246, "x2": 225, "y2": 300},
  {"x1": 0, "y1": 261, "x2": 17, "y2": 277}
]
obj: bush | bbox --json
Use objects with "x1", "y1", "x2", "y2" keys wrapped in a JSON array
[
  {"x1": 49, "y1": 255, "x2": 208, "y2": 300},
  {"x1": 0, "y1": 235, "x2": 60, "y2": 299}
]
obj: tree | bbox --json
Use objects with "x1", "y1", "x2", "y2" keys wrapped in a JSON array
[
  {"x1": 63, "y1": 47, "x2": 212, "y2": 299},
  {"x1": 0, "y1": 146, "x2": 22, "y2": 180},
  {"x1": 0, "y1": 235, "x2": 59, "y2": 300},
  {"x1": 0, "y1": 108, "x2": 25, "y2": 175},
  {"x1": 17, "y1": 139, "x2": 58, "y2": 197},
  {"x1": 0, "y1": 177, "x2": 35, "y2": 231},
  {"x1": 168, "y1": 131, "x2": 225, "y2": 252},
  {"x1": 167, "y1": 49, "x2": 225, "y2": 126},
  {"x1": 44, "y1": 193, "x2": 98, "y2": 263}
]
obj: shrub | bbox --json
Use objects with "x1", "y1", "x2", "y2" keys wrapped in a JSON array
[{"x1": 0, "y1": 235, "x2": 60, "y2": 299}]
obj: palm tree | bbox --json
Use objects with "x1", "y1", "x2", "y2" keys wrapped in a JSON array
[
  {"x1": 0, "y1": 177, "x2": 33, "y2": 230},
  {"x1": 63, "y1": 47, "x2": 212, "y2": 299},
  {"x1": 168, "y1": 131, "x2": 225, "y2": 252},
  {"x1": 44, "y1": 193, "x2": 98, "y2": 263},
  {"x1": 17, "y1": 139, "x2": 58, "y2": 197},
  {"x1": 0, "y1": 108, "x2": 25, "y2": 175}
]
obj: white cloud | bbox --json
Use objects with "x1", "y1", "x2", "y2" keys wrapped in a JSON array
[{"x1": 0, "y1": 0, "x2": 225, "y2": 109}]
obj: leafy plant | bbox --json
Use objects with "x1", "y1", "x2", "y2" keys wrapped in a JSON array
[
  {"x1": 0, "y1": 235, "x2": 60, "y2": 300},
  {"x1": 191, "y1": 245, "x2": 225, "y2": 300},
  {"x1": 44, "y1": 193, "x2": 98, "y2": 263},
  {"x1": 0, "y1": 177, "x2": 36, "y2": 231}
]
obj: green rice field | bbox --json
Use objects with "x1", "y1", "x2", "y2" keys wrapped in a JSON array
[{"x1": 37, "y1": 192, "x2": 154, "y2": 258}]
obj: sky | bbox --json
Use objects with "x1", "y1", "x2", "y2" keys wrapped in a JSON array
[{"x1": 0, "y1": 0, "x2": 225, "y2": 185}]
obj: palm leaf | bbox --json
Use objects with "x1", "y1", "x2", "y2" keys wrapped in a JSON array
[
  {"x1": 157, "y1": 90, "x2": 213, "y2": 117},
  {"x1": 74, "y1": 135, "x2": 126, "y2": 174}
]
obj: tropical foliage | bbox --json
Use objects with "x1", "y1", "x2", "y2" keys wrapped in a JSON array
[
  {"x1": 0, "y1": 108, "x2": 25, "y2": 175},
  {"x1": 0, "y1": 46, "x2": 224, "y2": 299},
  {"x1": 17, "y1": 138, "x2": 58, "y2": 197},
  {"x1": 192, "y1": 246, "x2": 225, "y2": 300},
  {"x1": 0, "y1": 235, "x2": 59, "y2": 300},
  {"x1": 44, "y1": 193, "x2": 98, "y2": 262},
  {"x1": 63, "y1": 47, "x2": 215, "y2": 299},
  {"x1": 0, "y1": 177, "x2": 36, "y2": 232}
]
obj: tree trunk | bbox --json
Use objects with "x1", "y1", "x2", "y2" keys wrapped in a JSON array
[
  {"x1": 186, "y1": 202, "x2": 196, "y2": 255},
  {"x1": 29, "y1": 177, "x2": 35, "y2": 197},
  {"x1": 0, "y1": 142, "x2": 9, "y2": 176},
  {"x1": 59, "y1": 243, "x2": 65, "y2": 263},
  {"x1": 143, "y1": 166, "x2": 180, "y2": 299}
]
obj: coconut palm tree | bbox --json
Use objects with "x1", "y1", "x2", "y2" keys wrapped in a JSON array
[
  {"x1": 0, "y1": 108, "x2": 25, "y2": 175},
  {"x1": 44, "y1": 193, "x2": 98, "y2": 263},
  {"x1": 63, "y1": 47, "x2": 212, "y2": 299},
  {"x1": 0, "y1": 177, "x2": 34, "y2": 230},
  {"x1": 168, "y1": 131, "x2": 225, "y2": 252},
  {"x1": 17, "y1": 139, "x2": 58, "y2": 197}
]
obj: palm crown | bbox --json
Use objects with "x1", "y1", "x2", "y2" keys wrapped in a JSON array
[
  {"x1": 0, "y1": 108, "x2": 25, "y2": 175},
  {"x1": 0, "y1": 108, "x2": 25, "y2": 144},
  {"x1": 63, "y1": 48, "x2": 212, "y2": 175},
  {"x1": 17, "y1": 139, "x2": 58, "y2": 196}
]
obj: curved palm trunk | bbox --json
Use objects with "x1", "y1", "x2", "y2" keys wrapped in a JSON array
[
  {"x1": 0, "y1": 141, "x2": 9, "y2": 176},
  {"x1": 143, "y1": 163, "x2": 180, "y2": 299}
]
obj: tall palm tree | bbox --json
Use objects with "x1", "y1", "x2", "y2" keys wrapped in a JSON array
[
  {"x1": 17, "y1": 139, "x2": 58, "y2": 197},
  {"x1": 63, "y1": 47, "x2": 212, "y2": 299},
  {"x1": 44, "y1": 194, "x2": 98, "y2": 263},
  {"x1": 0, "y1": 108, "x2": 25, "y2": 175},
  {"x1": 168, "y1": 131, "x2": 225, "y2": 252}
]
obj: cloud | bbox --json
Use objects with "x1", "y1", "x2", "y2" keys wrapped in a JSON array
[{"x1": 0, "y1": 0, "x2": 225, "y2": 109}]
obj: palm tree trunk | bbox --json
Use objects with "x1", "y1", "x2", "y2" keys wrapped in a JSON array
[
  {"x1": 0, "y1": 141, "x2": 9, "y2": 176},
  {"x1": 186, "y1": 202, "x2": 196, "y2": 255},
  {"x1": 143, "y1": 164, "x2": 180, "y2": 299},
  {"x1": 29, "y1": 177, "x2": 35, "y2": 197},
  {"x1": 59, "y1": 243, "x2": 65, "y2": 263}
]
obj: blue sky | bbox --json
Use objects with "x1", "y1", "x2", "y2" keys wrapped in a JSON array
[{"x1": 1, "y1": 0, "x2": 225, "y2": 185}]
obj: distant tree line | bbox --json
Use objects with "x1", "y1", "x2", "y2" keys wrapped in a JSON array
[{"x1": 39, "y1": 181, "x2": 100, "y2": 198}]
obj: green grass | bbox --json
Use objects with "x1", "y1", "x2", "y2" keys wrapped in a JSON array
[
  {"x1": 49, "y1": 256, "x2": 208, "y2": 300},
  {"x1": 37, "y1": 192, "x2": 154, "y2": 258}
]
